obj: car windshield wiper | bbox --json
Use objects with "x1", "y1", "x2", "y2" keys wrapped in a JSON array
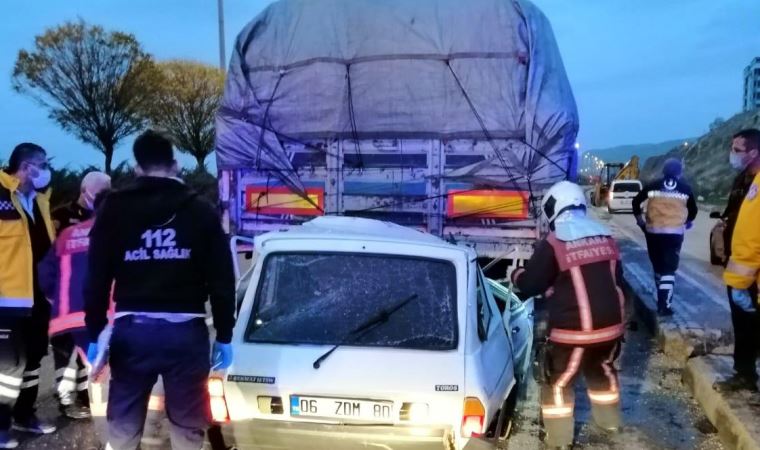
[{"x1": 312, "y1": 294, "x2": 418, "y2": 369}]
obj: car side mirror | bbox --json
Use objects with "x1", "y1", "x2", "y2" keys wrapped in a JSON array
[{"x1": 709, "y1": 211, "x2": 721, "y2": 219}]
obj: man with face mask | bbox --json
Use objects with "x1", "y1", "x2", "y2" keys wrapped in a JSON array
[
  {"x1": 715, "y1": 128, "x2": 760, "y2": 392},
  {"x1": 0, "y1": 143, "x2": 57, "y2": 448},
  {"x1": 52, "y1": 171, "x2": 111, "y2": 232},
  {"x1": 47, "y1": 171, "x2": 110, "y2": 419}
]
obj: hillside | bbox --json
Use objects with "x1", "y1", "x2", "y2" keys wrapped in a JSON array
[
  {"x1": 642, "y1": 110, "x2": 760, "y2": 201},
  {"x1": 585, "y1": 138, "x2": 694, "y2": 165}
]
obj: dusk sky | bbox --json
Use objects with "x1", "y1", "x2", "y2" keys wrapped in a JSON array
[{"x1": 1, "y1": 0, "x2": 758, "y2": 170}]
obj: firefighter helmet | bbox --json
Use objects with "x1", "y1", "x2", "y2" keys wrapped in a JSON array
[{"x1": 541, "y1": 181, "x2": 587, "y2": 224}]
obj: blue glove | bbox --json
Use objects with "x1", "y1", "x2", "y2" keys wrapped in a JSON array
[
  {"x1": 731, "y1": 289, "x2": 755, "y2": 312},
  {"x1": 685, "y1": 221, "x2": 693, "y2": 230},
  {"x1": 211, "y1": 342, "x2": 233, "y2": 370},
  {"x1": 87, "y1": 343, "x2": 98, "y2": 363},
  {"x1": 636, "y1": 216, "x2": 646, "y2": 231}
]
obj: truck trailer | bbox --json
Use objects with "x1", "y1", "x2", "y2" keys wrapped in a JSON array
[{"x1": 215, "y1": 0, "x2": 579, "y2": 277}]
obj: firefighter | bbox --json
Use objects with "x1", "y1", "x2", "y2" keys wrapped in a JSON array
[
  {"x1": 718, "y1": 128, "x2": 760, "y2": 392},
  {"x1": 511, "y1": 181, "x2": 625, "y2": 450},
  {"x1": 51, "y1": 171, "x2": 111, "y2": 231},
  {"x1": 632, "y1": 158, "x2": 698, "y2": 316},
  {"x1": 0, "y1": 143, "x2": 57, "y2": 448},
  {"x1": 84, "y1": 130, "x2": 236, "y2": 450},
  {"x1": 42, "y1": 184, "x2": 111, "y2": 420}
]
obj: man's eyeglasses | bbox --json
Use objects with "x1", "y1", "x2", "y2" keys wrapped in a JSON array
[{"x1": 26, "y1": 161, "x2": 50, "y2": 170}]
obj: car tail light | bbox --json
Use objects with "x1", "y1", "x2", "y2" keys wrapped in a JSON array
[
  {"x1": 461, "y1": 397, "x2": 486, "y2": 438},
  {"x1": 257, "y1": 396, "x2": 284, "y2": 415},
  {"x1": 208, "y1": 377, "x2": 229, "y2": 423}
]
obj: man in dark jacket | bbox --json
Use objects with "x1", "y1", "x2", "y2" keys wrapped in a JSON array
[
  {"x1": 84, "y1": 130, "x2": 236, "y2": 450},
  {"x1": 632, "y1": 158, "x2": 698, "y2": 316},
  {"x1": 512, "y1": 181, "x2": 624, "y2": 450},
  {"x1": 715, "y1": 129, "x2": 760, "y2": 392}
]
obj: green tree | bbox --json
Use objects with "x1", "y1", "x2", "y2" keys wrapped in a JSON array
[
  {"x1": 147, "y1": 60, "x2": 225, "y2": 171},
  {"x1": 12, "y1": 21, "x2": 158, "y2": 173}
]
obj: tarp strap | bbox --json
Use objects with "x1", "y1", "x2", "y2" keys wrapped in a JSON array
[
  {"x1": 445, "y1": 60, "x2": 519, "y2": 190},
  {"x1": 257, "y1": 71, "x2": 286, "y2": 170},
  {"x1": 346, "y1": 64, "x2": 364, "y2": 169}
]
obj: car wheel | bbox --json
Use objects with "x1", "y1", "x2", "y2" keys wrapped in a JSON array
[{"x1": 496, "y1": 386, "x2": 518, "y2": 442}]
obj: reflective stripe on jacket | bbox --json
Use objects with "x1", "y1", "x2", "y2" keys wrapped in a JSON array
[
  {"x1": 724, "y1": 172, "x2": 760, "y2": 293},
  {"x1": 512, "y1": 232, "x2": 625, "y2": 345},
  {"x1": 0, "y1": 171, "x2": 55, "y2": 314},
  {"x1": 39, "y1": 218, "x2": 110, "y2": 336},
  {"x1": 632, "y1": 177, "x2": 698, "y2": 235}
]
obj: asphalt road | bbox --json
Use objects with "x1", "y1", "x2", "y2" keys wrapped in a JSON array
[{"x1": 504, "y1": 308, "x2": 723, "y2": 450}]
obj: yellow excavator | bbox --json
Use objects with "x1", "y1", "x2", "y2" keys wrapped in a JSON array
[{"x1": 590, "y1": 156, "x2": 640, "y2": 207}]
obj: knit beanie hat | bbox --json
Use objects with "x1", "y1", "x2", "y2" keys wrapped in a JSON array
[{"x1": 662, "y1": 158, "x2": 683, "y2": 178}]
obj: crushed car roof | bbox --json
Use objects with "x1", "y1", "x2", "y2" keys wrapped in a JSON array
[{"x1": 255, "y1": 216, "x2": 474, "y2": 255}]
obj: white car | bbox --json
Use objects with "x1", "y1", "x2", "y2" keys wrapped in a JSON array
[
  {"x1": 210, "y1": 216, "x2": 533, "y2": 450},
  {"x1": 607, "y1": 180, "x2": 642, "y2": 214}
]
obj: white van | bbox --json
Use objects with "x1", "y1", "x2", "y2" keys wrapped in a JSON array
[
  {"x1": 210, "y1": 216, "x2": 533, "y2": 450},
  {"x1": 607, "y1": 180, "x2": 643, "y2": 214}
]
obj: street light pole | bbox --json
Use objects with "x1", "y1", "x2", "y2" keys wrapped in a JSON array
[{"x1": 217, "y1": 0, "x2": 226, "y2": 72}]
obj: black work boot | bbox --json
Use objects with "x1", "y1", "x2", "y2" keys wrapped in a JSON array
[{"x1": 714, "y1": 374, "x2": 759, "y2": 393}]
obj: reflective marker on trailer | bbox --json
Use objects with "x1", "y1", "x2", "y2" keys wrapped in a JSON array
[{"x1": 447, "y1": 190, "x2": 529, "y2": 219}]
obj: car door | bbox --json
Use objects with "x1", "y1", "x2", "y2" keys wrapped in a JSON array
[{"x1": 476, "y1": 269, "x2": 513, "y2": 399}]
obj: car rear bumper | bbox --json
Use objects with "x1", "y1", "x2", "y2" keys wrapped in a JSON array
[{"x1": 212, "y1": 419, "x2": 494, "y2": 450}]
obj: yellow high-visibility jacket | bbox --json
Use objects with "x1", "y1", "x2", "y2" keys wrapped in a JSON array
[
  {"x1": 0, "y1": 171, "x2": 55, "y2": 314},
  {"x1": 724, "y1": 172, "x2": 760, "y2": 296}
]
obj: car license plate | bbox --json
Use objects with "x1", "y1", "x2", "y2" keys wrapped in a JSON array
[{"x1": 290, "y1": 396, "x2": 393, "y2": 421}]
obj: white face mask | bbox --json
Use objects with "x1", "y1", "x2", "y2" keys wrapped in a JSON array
[
  {"x1": 730, "y1": 151, "x2": 757, "y2": 171},
  {"x1": 83, "y1": 191, "x2": 95, "y2": 210},
  {"x1": 30, "y1": 166, "x2": 51, "y2": 190}
]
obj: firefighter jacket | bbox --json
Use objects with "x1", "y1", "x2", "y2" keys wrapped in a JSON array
[
  {"x1": 512, "y1": 233, "x2": 625, "y2": 345},
  {"x1": 724, "y1": 172, "x2": 760, "y2": 296},
  {"x1": 632, "y1": 177, "x2": 698, "y2": 235},
  {"x1": 38, "y1": 218, "x2": 113, "y2": 338},
  {"x1": 0, "y1": 171, "x2": 55, "y2": 316}
]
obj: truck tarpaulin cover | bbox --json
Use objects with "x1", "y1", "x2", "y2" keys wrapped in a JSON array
[{"x1": 215, "y1": 0, "x2": 579, "y2": 197}]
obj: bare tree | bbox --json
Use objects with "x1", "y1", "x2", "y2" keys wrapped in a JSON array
[
  {"x1": 12, "y1": 21, "x2": 158, "y2": 173},
  {"x1": 147, "y1": 60, "x2": 225, "y2": 171}
]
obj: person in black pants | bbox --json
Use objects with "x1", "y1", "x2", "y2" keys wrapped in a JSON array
[
  {"x1": 632, "y1": 158, "x2": 698, "y2": 316},
  {"x1": 85, "y1": 131, "x2": 236, "y2": 450},
  {"x1": 715, "y1": 129, "x2": 760, "y2": 392},
  {"x1": 0, "y1": 143, "x2": 58, "y2": 449}
]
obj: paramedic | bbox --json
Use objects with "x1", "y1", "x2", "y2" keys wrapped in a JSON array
[
  {"x1": 84, "y1": 130, "x2": 236, "y2": 450},
  {"x1": 0, "y1": 143, "x2": 57, "y2": 448},
  {"x1": 632, "y1": 158, "x2": 698, "y2": 316}
]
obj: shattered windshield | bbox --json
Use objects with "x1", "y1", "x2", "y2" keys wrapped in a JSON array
[{"x1": 245, "y1": 253, "x2": 458, "y2": 350}]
